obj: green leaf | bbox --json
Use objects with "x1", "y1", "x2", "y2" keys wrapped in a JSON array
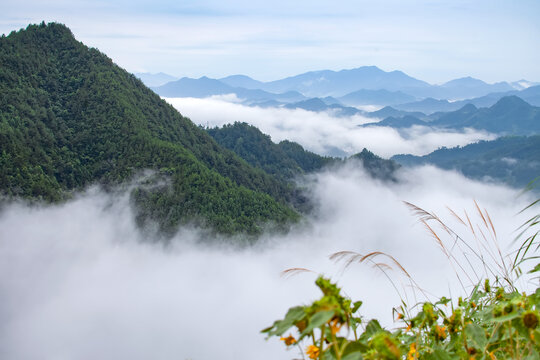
[
  {"x1": 492, "y1": 312, "x2": 520, "y2": 322},
  {"x1": 365, "y1": 319, "x2": 382, "y2": 337},
  {"x1": 529, "y1": 263, "x2": 540, "y2": 274},
  {"x1": 343, "y1": 341, "x2": 368, "y2": 358},
  {"x1": 342, "y1": 351, "x2": 363, "y2": 360},
  {"x1": 265, "y1": 306, "x2": 306, "y2": 336},
  {"x1": 283, "y1": 306, "x2": 306, "y2": 325},
  {"x1": 301, "y1": 310, "x2": 335, "y2": 336},
  {"x1": 465, "y1": 323, "x2": 487, "y2": 349},
  {"x1": 424, "y1": 348, "x2": 455, "y2": 360},
  {"x1": 352, "y1": 301, "x2": 363, "y2": 313}
]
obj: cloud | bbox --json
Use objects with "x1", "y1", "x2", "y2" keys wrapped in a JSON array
[
  {"x1": 0, "y1": 165, "x2": 536, "y2": 360},
  {"x1": 165, "y1": 96, "x2": 496, "y2": 158}
]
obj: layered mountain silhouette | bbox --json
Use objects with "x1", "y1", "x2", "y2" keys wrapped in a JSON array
[
  {"x1": 364, "y1": 96, "x2": 540, "y2": 135},
  {"x1": 147, "y1": 66, "x2": 537, "y2": 110},
  {"x1": 153, "y1": 76, "x2": 305, "y2": 103}
]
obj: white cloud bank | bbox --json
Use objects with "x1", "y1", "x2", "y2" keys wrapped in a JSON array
[
  {"x1": 0, "y1": 165, "x2": 536, "y2": 360},
  {"x1": 165, "y1": 96, "x2": 496, "y2": 158}
]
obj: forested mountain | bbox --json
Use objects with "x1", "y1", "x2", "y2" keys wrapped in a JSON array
[
  {"x1": 349, "y1": 148, "x2": 401, "y2": 181},
  {"x1": 0, "y1": 22, "x2": 301, "y2": 236},
  {"x1": 206, "y1": 122, "x2": 334, "y2": 181},
  {"x1": 206, "y1": 122, "x2": 401, "y2": 182},
  {"x1": 392, "y1": 135, "x2": 540, "y2": 188}
]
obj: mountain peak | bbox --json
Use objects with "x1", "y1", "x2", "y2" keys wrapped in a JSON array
[
  {"x1": 491, "y1": 95, "x2": 531, "y2": 110},
  {"x1": 443, "y1": 76, "x2": 487, "y2": 87}
]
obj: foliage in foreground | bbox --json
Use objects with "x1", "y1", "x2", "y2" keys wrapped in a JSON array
[
  {"x1": 264, "y1": 198, "x2": 540, "y2": 359},
  {"x1": 264, "y1": 276, "x2": 539, "y2": 359}
]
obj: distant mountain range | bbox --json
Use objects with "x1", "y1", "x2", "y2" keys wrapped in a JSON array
[
  {"x1": 393, "y1": 85, "x2": 540, "y2": 114},
  {"x1": 364, "y1": 96, "x2": 540, "y2": 135},
  {"x1": 153, "y1": 76, "x2": 305, "y2": 103},
  {"x1": 135, "y1": 72, "x2": 178, "y2": 87},
  {"x1": 141, "y1": 66, "x2": 538, "y2": 109}
]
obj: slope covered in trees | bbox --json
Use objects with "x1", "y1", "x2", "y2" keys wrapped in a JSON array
[
  {"x1": 206, "y1": 122, "x2": 334, "y2": 180},
  {"x1": 207, "y1": 122, "x2": 401, "y2": 182},
  {"x1": 392, "y1": 135, "x2": 540, "y2": 188},
  {"x1": 0, "y1": 22, "x2": 301, "y2": 235}
]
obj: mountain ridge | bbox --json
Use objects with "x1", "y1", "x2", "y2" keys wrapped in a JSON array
[{"x1": 0, "y1": 22, "x2": 301, "y2": 236}]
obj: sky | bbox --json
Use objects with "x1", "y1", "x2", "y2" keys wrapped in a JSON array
[{"x1": 2, "y1": 0, "x2": 540, "y2": 83}]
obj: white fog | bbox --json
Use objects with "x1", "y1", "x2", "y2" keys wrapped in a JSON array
[{"x1": 0, "y1": 163, "x2": 536, "y2": 360}]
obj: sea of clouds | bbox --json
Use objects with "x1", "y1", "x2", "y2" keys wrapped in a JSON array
[
  {"x1": 1, "y1": 163, "x2": 536, "y2": 360},
  {"x1": 164, "y1": 96, "x2": 496, "y2": 158},
  {"x1": 1, "y1": 97, "x2": 537, "y2": 359}
]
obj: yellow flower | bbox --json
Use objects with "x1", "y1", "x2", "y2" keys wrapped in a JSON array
[
  {"x1": 329, "y1": 318, "x2": 342, "y2": 335},
  {"x1": 407, "y1": 343, "x2": 417, "y2": 360},
  {"x1": 306, "y1": 345, "x2": 320, "y2": 359},
  {"x1": 434, "y1": 325, "x2": 447, "y2": 340},
  {"x1": 280, "y1": 334, "x2": 297, "y2": 346}
]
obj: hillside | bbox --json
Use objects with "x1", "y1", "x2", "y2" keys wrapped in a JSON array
[
  {"x1": 0, "y1": 22, "x2": 301, "y2": 235},
  {"x1": 207, "y1": 122, "x2": 401, "y2": 182},
  {"x1": 392, "y1": 135, "x2": 540, "y2": 187},
  {"x1": 206, "y1": 122, "x2": 334, "y2": 181}
]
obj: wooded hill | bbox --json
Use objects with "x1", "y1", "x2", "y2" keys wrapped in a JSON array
[{"x1": 0, "y1": 22, "x2": 301, "y2": 235}]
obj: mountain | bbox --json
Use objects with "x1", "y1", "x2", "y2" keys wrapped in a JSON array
[
  {"x1": 511, "y1": 80, "x2": 540, "y2": 90},
  {"x1": 259, "y1": 66, "x2": 432, "y2": 97},
  {"x1": 207, "y1": 122, "x2": 401, "y2": 183},
  {"x1": 365, "y1": 106, "x2": 429, "y2": 121},
  {"x1": 284, "y1": 98, "x2": 363, "y2": 117},
  {"x1": 206, "y1": 122, "x2": 334, "y2": 182},
  {"x1": 462, "y1": 85, "x2": 540, "y2": 108},
  {"x1": 219, "y1": 74, "x2": 264, "y2": 89},
  {"x1": 152, "y1": 76, "x2": 305, "y2": 103},
  {"x1": 367, "y1": 97, "x2": 540, "y2": 135},
  {"x1": 153, "y1": 76, "x2": 232, "y2": 97},
  {"x1": 436, "y1": 77, "x2": 514, "y2": 99},
  {"x1": 135, "y1": 72, "x2": 178, "y2": 87},
  {"x1": 392, "y1": 135, "x2": 540, "y2": 188},
  {"x1": 0, "y1": 22, "x2": 301, "y2": 236},
  {"x1": 393, "y1": 98, "x2": 458, "y2": 114},
  {"x1": 339, "y1": 89, "x2": 416, "y2": 106},
  {"x1": 393, "y1": 85, "x2": 540, "y2": 114},
  {"x1": 349, "y1": 148, "x2": 401, "y2": 181},
  {"x1": 430, "y1": 96, "x2": 540, "y2": 134},
  {"x1": 362, "y1": 115, "x2": 428, "y2": 128}
]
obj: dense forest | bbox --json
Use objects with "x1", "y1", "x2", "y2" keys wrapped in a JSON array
[
  {"x1": 207, "y1": 122, "x2": 401, "y2": 183},
  {"x1": 393, "y1": 135, "x2": 540, "y2": 188},
  {"x1": 206, "y1": 122, "x2": 334, "y2": 181},
  {"x1": 0, "y1": 22, "x2": 302, "y2": 235}
]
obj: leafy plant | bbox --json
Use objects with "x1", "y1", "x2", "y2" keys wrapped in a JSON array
[{"x1": 264, "y1": 199, "x2": 540, "y2": 359}]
